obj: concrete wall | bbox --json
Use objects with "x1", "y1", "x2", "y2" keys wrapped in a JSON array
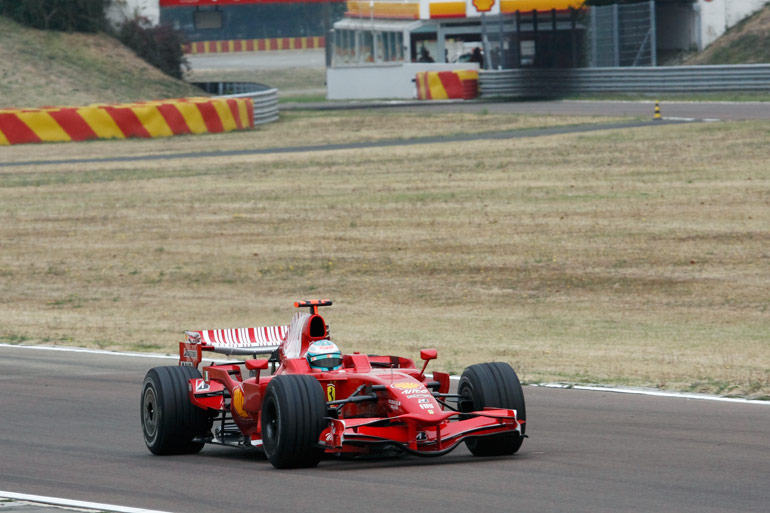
[
  {"x1": 106, "y1": 0, "x2": 160, "y2": 27},
  {"x1": 697, "y1": 0, "x2": 768, "y2": 49},
  {"x1": 327, "y1": 63, "x2": 480, "y2": 100}
]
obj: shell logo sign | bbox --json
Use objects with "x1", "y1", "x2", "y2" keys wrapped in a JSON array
[{"x1": 472, "y1": 0, "x2": 495, "y2": 13}]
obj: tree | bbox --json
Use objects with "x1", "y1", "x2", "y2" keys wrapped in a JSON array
[{"x1": 0, "y1": 0, "x2": 107, "y2": 32}]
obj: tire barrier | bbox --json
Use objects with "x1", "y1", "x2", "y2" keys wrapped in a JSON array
[
  {"x1": 416, "y1": 71, "x2": 479, "y2": 100},
  {"x1": 0, "y1": 97, "x2": 254, "y2": 146},
  {"x1": 184, "y1": 36, "x2": 325, "y2": 55},
  {"x1": 193, "y1": 82, "x2": 273, "y2": 96}
]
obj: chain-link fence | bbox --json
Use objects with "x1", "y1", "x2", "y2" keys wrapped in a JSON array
[{"x1": 589, "y1": 0, "x2": 657, "y2": 67}]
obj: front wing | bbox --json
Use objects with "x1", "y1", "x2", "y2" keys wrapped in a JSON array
[{"x1": 319, "y1": 408, "x2": 522, "y2": 456}]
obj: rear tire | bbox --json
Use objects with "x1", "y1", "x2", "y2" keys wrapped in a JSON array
[
  {"x1": 458, "y1": 362, "x2": 526, "y2": 456},
  {"x1": 261, "y1": 375, "x2": 327, "y2": 469},
  {"x1": 141, "y1": 366, "x2": 211, "y2": 455}
]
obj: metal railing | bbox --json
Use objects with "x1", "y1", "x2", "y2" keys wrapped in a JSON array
[
  {"x1": 195, "y1": 82, "x2": 280, "y2": 125},
  {"x1": 479, "y1": 65, "x2": 770, "y2": 98}
]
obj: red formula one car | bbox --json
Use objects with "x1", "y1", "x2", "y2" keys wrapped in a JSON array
[{"x1": 141, "y1": 300, "x2": 526, "y2": 468}]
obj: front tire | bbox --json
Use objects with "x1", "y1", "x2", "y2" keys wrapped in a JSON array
[
  {"x1": 141, "y1": 366, "x2": 211, "y2": 455},
  {"x1": 261, "y1": 375, "x2": 327, "y2": 469},
  {"x1": 459, "y1": 362, "x2": 526, "y2": 456}
]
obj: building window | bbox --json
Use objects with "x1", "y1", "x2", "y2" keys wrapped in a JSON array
[
  {"x1": 335, "y1": 30, "x2": 356, "y2": 64},
  {"x1": 334, "y1": 28, "x2": 406, "y2": 65},
  {"x1": 194, "y1": 10, "x2": 222, "y2": 30},
  {"x1": 360, "y1": 31, "x2": 373, "y2": 63}
]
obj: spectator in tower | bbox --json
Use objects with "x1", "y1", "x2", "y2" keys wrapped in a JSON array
[
  {"x1": 418, "y1": 47, "x2": 434, "y2": 63},
  {"x1": 469, "y1": 47, "x2": 484, "y2": 68}
]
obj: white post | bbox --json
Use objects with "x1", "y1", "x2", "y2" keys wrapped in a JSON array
[
  {"x1": 613, "y1": 3, "x2": 620, "y2": 67},
  {"x1": 650, "y1": 0, "x2": 657, "y2": 66}
]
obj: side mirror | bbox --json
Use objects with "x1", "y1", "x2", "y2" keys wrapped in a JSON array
[
  {"x1": 418, "y1": 348, "x2": 438, "y2": 379},
  {"x1": 245, "y1": 359, "x2": 269, "y2": 371},
  {"x1": 420, "y1": 349, "x2": 438, "y2": 361}
]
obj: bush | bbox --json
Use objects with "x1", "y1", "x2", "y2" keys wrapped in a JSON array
[
  {"x1": 0, "y1": 0, "x2": 106, "y2": 32},
  {"x1": 117, "y1": 17, "x2": 189, "y2": 80}
]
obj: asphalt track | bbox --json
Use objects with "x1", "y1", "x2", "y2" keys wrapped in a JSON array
[
  {"x1": 188, "y1": 50, "x2": 326, "y2": 71},
  {"x1": 0, "y1": 119, "x2": 685, "y2": 168},
  {"x1": 0, "y1": 345, "x2": 768, "y2": 513},
  {"x1": 318, "y1": 99, "x2": 770, "y2": 121}
]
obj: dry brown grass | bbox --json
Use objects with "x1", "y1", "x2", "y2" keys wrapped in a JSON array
[
  {"x1": 1, "y1": 111, "x2": 768, "y2": 398},
  {"x1": 685, "y1": 5, "x2": 770, "y2": 65}
]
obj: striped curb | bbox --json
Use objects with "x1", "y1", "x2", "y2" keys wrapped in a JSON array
[
  {"x1": 416, "y1": 70, "x2": 479, "y2": 100},
  {"x1": 184, "y1": 36, "x2": 325, "y2": 55},
  {"x1": 0, "y1": 97, "x2": 254, "y2": 146}
]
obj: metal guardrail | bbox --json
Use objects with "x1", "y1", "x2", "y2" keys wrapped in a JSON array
[
  {"x1": 479, "y1": 65, "x2": 770, "y2": 97},
  {"x1": 195, "y1": 82, "x2": 280, "y2": 125},
  {"x1": 221, "y1": 89, "x2": 280, "y2": 125}
]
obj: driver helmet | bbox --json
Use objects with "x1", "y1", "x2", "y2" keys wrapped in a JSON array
[{"x1": 306, "y1": 340, "x2": 342, "y2": 371}]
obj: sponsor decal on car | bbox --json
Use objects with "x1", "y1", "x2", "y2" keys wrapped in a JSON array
[
  {"x1": 391, "y1": 381, "x2": 432, "y2": 397},
  {"x1": 194, "y1": 379, "x2": 210, "y2": 392},
  {"x1": 401, "y1": 389, "x2": 432, "y2": 399},
  {"x1": 326, "y1": 383, "x2": 336, "y2": 402},
  {"x1": 231, "y1": 386, "x2": 250, "y2": 419},
  {"x1": 391, "y1": 381, "x2": 421, "y2": 390}
]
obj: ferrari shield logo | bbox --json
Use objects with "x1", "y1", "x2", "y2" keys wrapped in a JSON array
[{"x1": 326, "y1": 383, "x2": 336, "y2": 402}]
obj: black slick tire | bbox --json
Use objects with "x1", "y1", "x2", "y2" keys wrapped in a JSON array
[
  {"x1": 458, "y1": 361, "x2": 526, "y2": 456},
  {"x1": 141, "y1": 366, "x2": 210, "y2": 455},
  {"x1": 261, "y1": 375, "x2": 327, "y2": 469}
]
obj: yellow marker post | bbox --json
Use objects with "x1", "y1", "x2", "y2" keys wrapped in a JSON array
[{"x1": 654, "y1": 100, "x2": 662, "y2": 121}]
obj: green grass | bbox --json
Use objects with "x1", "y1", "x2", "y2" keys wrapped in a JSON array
[
  {"x1": 0, "y1": 16, "x2": 203, "y2": 109},
  {"x1": 0, "y1": 334, "x2": 30, "y2": 344},
  {"x1": 279, "y1": 94, "x2": 328, "y2": 104}
]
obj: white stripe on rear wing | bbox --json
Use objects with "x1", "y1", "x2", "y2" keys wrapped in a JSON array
[{"x1": 185, "y1": 326, "x2": 288, "y2": 356}]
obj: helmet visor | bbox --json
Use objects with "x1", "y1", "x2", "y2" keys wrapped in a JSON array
[{"x1": 308, "y1": 353, "x2": 342, "y2": 370}]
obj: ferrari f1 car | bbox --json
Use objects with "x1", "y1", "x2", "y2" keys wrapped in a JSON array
[{"x1": 141, "y1": 300, "x2": 526, "y2": 468}]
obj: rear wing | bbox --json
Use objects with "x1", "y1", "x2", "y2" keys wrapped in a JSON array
[{"x1": 179, "y1": 326, "x2": 288, "y2": 367}]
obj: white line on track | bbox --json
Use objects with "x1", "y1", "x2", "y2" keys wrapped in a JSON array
[
  {"x1": 0, "y1": 342, "x2": 178, "y2": 359},
  {"x1": 660, "y1": 116, "x2": 698, "y2": 122},
  {"x1": 2, "y1": 343, "x2": 767, "y2": 405},
  {"x1": 0, "y1": 491, "x2": 174, "y2": 513},
  {"x1": 531, "y1": 383, "x2": 769, "y2": 405},
  {"x1": 564, "y1": 99, "x2": 770, "y2": 105}
]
